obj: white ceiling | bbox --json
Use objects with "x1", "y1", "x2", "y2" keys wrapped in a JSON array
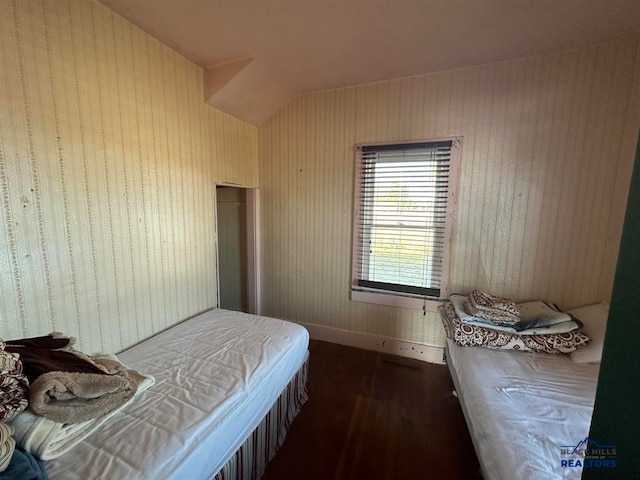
[{"x1": 99, "y1": 0, "x2": 640, "y2": 125}]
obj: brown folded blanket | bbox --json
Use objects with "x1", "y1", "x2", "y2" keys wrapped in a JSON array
[
  {"x1": 5, "y1": 333, "x2": 109, "y2": 383},
  {"x1": 6, "y1": 334, "x2": 140, "y2": 424},
  {"x1": 4, "y1": 334, "x2": 72, "y2": 351},
  {"x1": 27, "y1": 355, "x2": 138, "y2": 424}
]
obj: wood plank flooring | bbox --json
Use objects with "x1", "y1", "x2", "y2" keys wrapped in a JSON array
[{"x1": 263, "y1": 340, "x2": 482, "y2": 480}]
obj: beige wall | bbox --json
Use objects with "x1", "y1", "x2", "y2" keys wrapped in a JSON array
[
  {"x1": 1, "y1": 1, "x2": 638, "y2": 354},
  {"x1": 259, "y1": 37, "x2": 640, "y2": 347},
  {"x1": 0, "y1": 0, "x2": 258, "y2": 353}
]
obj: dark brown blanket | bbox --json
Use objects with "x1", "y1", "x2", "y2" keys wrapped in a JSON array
[{"x1": 5, "y1": 333, "x2": 108, "y2": 382}]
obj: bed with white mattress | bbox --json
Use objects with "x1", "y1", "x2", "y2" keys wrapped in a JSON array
[
  {"x1": 45, "y1": 308, "x2": 309, "y2": 480},
  {"x1": 446, "y1": 338, "x2": 600, "y2": 480}
]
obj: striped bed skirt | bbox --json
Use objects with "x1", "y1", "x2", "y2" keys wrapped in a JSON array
[{"x1": 213, "y1": 352, "x2": 309, "y2": 480}]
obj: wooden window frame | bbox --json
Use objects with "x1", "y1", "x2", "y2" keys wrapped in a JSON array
[{"x1": 350, "y1": 137, "x2": 462, "y2": 311}]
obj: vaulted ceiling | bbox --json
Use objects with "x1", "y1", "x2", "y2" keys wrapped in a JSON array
[{"x1": 99, "y1": 0, "x2": 640, "y2": 125}]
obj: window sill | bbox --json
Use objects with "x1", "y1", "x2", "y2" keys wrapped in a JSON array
[{"x1": 351, "y1": 290, "x2": 443, "y2": 312}]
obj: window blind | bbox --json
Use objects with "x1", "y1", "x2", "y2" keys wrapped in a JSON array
[{"x1": 353, "y1": 140, "x2": 452, "y2": 299}]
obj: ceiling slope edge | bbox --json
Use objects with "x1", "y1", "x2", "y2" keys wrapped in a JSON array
[
  {"x1": 205, "y1": 57, "x2": 299, "y2": 126},
  {"x1": 203, "y1": 57, "x2": 255, "y2": 102}
]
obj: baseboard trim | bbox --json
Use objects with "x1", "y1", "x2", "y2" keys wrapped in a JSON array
[{"x1": 299, "y1": 322, "x2": 445, "y2": 364}]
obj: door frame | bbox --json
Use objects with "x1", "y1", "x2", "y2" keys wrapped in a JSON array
[{"x1": 214, "y1": 183, "x2": 261, "y2": 314}]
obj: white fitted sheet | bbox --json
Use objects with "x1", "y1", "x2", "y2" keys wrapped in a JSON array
[
  {"x1": 46, "y1": 309, "x2": 309, "y2": 480},
  {"x1": 447, "y1": 339, "x2": 600, "y2": 480}
]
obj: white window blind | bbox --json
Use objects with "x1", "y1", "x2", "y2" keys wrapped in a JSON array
[{"x1": 353, "y1": 140, "x2": 454, "y2": 300}]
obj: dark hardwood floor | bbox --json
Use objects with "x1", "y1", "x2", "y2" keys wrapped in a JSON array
[{"x1": 263, "y1": 340, "x2": 482, "y2": 480}]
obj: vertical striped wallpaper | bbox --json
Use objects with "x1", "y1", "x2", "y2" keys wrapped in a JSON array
[
  {"x1": 259, "y1": 37, "x2": 640, "y2": 347},
  {"x1": 0, "y1": 0, "x2": 258, "y2": 354}
]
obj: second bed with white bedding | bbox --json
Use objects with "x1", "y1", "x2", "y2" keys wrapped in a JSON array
[
  {"x1": 45, "y1": 308, "x2": 309, "y2": 480},
  {"x1": 446, "y1": 339, "x2": 600, "y2": 480}
]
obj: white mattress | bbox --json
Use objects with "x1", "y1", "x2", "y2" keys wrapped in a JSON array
[
  {"x1": 446, "y1": 339, "x2": 600, "y2": 480},
  {"x1": 46, "y1": 309, "x2": 309, "y2": 480}
]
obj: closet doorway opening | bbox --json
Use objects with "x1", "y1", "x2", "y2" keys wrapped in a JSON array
[{"x1": 215, "y1": 185, "x2": 260, "y2": 314}]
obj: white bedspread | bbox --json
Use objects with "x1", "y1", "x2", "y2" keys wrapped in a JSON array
[
  {"x1": 447, "y1": 339, "x2": 600, "y2": 480},
  {"x1": 45, "y1": 309, "x2": 309, "y2": 480}
]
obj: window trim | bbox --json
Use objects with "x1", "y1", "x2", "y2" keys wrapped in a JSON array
[{"x1": 350, "y1": 136, "x2": 462, "y2": 311}]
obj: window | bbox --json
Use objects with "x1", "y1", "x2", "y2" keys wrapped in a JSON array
[{"x1": 351, "y1": 138, "x2": 461, "y2": 310}]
